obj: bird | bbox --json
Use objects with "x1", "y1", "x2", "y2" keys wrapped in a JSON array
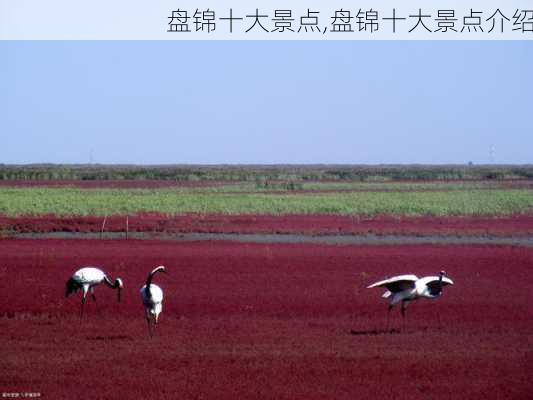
[
  {"x1": 65, "y1": 267, "x2": 123, "y2": 320},
  {"x1": 140, "y1": 266, "x2": 167, "y2": 337},
  {"x1": 367, "y1": 270, "x2": 453, "y2": 331}
]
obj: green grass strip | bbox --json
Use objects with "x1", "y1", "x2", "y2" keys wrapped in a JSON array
[{"x1": 0, "y1": 187, "x2": 532, "y2": 217}]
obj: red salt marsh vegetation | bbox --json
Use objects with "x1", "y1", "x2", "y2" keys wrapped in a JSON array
[
  {"x1": 0, "y1": 239, "x2": 531, "y2": 399},
  {"x1": 1, "y1": 178, "x2": 533, "y2": 191}
]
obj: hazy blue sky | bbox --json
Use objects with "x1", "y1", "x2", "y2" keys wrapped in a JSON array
[{"x1": 1, "y1": 41, "x2": 531, "y2": 164}]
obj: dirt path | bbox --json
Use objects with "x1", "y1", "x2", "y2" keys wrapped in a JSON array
[{"x1": 11, "y1": 231, "x2": 533, "y2": 246}]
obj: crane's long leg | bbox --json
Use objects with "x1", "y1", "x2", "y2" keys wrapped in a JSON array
[
  {"x1": 154, "y1": 316, "x2": 159, "y2": 337},
  {"x1": 145, "y1": 310, "x2": 153, "y2": 338},
  {"x1": 80, "y1": 296, "x2": 86, "y2": 322},
  {"x1": 91, "y1": 291, "x2": 101, "y2": 317},
  {"x1": 401, "y1": 301, "x2": 407, "y2": 332},
  {"x1": 147, "y1": 318, "x2": 153, "y2": 338},
  {"x1": 80, "y1": 285, "x2": 89, "y2": 322},
  {"x1": 386, "y1": 304, "x2": 393, "y2": 333}
]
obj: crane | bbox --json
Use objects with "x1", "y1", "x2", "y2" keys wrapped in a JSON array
[
  {"x1": 367, "y1": 271, "x2": 453, "y2": 331},
  {"x1": 140, "y1": 266, "x2": 167, "y2": 337},
  {"x1": 65, "y1": 267, "x2": 123, "y2": 319}
]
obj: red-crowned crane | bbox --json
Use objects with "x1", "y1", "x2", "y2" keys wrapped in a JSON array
[
  {"x1": 65, "y1": 267, "x2": 123, "y2": 319},
  {"x1": 367, "y1": 270, "x2": 454, "y2": 331},
  {"x1": 140, "y1": 266, "x2": 167, "y2": 337}
]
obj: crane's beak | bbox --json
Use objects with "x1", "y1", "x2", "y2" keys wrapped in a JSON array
[{"x1": 117, "y1": 288, "x2": 122, "y2": 303}]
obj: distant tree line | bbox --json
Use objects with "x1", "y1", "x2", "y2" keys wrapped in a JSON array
[{"x1": 0, "y1": 164, "x2": 532, "y2": 182}]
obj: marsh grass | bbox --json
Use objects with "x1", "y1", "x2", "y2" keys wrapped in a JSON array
[{"x1": 0, "y1": 187, "x2": 532, "y2": 217}]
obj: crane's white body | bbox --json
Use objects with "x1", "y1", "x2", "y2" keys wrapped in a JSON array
[
  {"x1": 65, "y1": 267, "x2": 123, "y2": 319},
  {"x1": 140, "y1": 283, "x2": 163, "y2": 322},
  {"x1": 70, "y1": 267, "x2": 107, "y2": 297},
  {"x1": 367, "y1": 271, "x2": 453, "y2": 330},
  {"x1": 369, "y1": 274, "x2": 454, "y2": 305},
  {"x1": 140, "y1": 266, "x2": 167, "y2": 337}
]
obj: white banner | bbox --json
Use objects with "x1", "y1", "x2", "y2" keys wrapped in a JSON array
[{"x1": 1, "y1": 0, "x2": 533, "y2": 40}]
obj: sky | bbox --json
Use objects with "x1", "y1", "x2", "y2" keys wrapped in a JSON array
[{"x1": 1, "y1": 41, "x2": 531, "y2": 164}]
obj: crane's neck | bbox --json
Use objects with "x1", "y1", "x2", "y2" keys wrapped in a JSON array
[
  {"x1": 145, "y1": 273, "x2": 156, "y2": 299},
  {"x1": 437, "y1": 273, "x2": 444, "y2": 294},
  {"x1": 146, "y1": 273, "x2": 154, "y2": 288},
  {"x1": 103, "y1": 275, "x2": 119, "y2": 289},
  {"x1": 145, "y1": 267, "x2": 164, "y2": 287},
  {"x1": 145, "y1": 272, "x2": 157, "y2": 300},
  {"x1": 145, "y1": 267, "x2": 164, "y2": 299}
]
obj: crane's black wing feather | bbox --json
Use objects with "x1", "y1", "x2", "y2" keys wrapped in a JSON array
[
  {"x1": 65, "y1": 277, "x2": 82, "y2": 297},
  {"x1": 387, "y1": 280, "x2": 416, "y2": 292}
]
